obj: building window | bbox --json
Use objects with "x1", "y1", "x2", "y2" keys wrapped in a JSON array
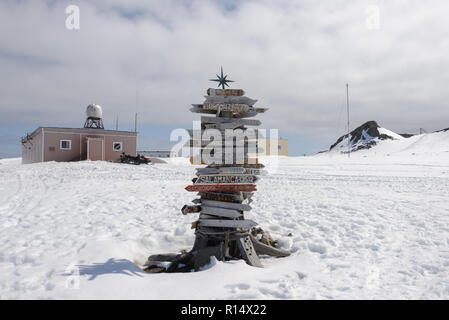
[
  {"x1": 60, "y1": 140, "x2": 72, "y2": 150},
  {"x1": 278, "y1": 144, "x2": 282, "y2": 150},
  {"x1": 113, "y1": 142, "x2": 123, "y2": 151}
]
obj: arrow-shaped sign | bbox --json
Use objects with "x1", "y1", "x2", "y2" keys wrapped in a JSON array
[
  {"x1": 207, "y1": 88, "x2": 245, "y2": 96},
  {"x1": 181, "y1": 205, "x2": 201, "y2": 215},
  {"x1": 201, "y1": 116, "x2": 261, "y2": 126},
  {"x1": 197, "y1": 192, "x2": 244, "y2": 202},
  {"x1": 195, "y1": 174, "x2": 258, "y2": 184},
  {"x1": 185, "y1": 184, "x2": 257, "y2": 192},
  {"x1": 196, "y1": 166, "x2": 246, "y2": 175},
  {"x1": 198, "y1": 219, "x2": 257, "y2": 229},
  {"x1": 204, "y1": 95, "x2": 257, "y2": 106},
  {"x1": 201, "y1": 199, "x2": 252, "y2": 211},
  {"x1": 201, "y1": 206, "x2": 243, "y2": 219}
]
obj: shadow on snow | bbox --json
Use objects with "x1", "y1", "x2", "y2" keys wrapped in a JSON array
[{"x1": 77, "y1": 258, "x2": 145, "y2": 280}]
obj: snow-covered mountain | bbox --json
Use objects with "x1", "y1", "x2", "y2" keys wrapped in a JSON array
[
  {"x1": 330, "y1": 121, "x2": 405, "y2": 152},
  {"x1": 327, "y1": 121, "x2": 449, "y2": 157}
]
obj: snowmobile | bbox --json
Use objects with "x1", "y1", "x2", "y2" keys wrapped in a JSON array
[{"x1": 118, "y1": 152, "x2": 151, "y2": 165}]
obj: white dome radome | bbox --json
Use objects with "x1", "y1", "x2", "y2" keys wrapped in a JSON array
[{"x1": 86, "y1": 104, "x2": 103, "y2": 119}]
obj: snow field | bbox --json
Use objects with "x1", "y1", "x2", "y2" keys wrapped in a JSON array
[{"x1": 0, "y1": 154, "x2": 448, "y2": 299}]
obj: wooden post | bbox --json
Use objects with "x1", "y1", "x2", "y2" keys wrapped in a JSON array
[{"x1": 147, "y1": 83, "x2": 289, "y2": 273}]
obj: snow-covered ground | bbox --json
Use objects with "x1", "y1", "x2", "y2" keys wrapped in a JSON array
[
  {"x1": 1, "y1": 152, "x2": 449, "y2": 299},
  {"x1": 329, "y1": 124, "x2": 449, "y2": 159}
]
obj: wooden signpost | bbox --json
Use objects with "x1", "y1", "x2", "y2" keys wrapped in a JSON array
[
  {"x1": 203, "y1": 102, "x2": 251, "y2": 113},
  {"x1": 204, "y1": 95, "x2": 257, "y2": 106},
  {"x1": 196, "y1": 166, "x2": 246, "y2": 175},
  {"x1": 197, "y1": 192, "x2": 244, "y2": 202},
  {"x1": 198, "y1": 219, "x2": 257, "y2": 229},
  {"x1": 185, "y1": 140, "x2": 259, "y2": 148},
  {"x1": 200, "y1": 206, "x2": 243, "y2": 219},
  {"x1": 146, "y1": 73, "x2": 290, "y2": 274},
  {"x1": 200, "y1": 199, "x2": 252, "y2": 211},
  {"x1": 181, "y1": 205, "x2": 201, "y2": 215},
  {"x1": 185, "y1": 184, "x2": 257, "y2": 192},
  {"x1": 207, "y1": 88, "x2": 244, "y2": 96},
  {"x1": 201, "y1": 116, "x2": 262, "y2": 127},
  {"x1": 194, "y1": 174, "x2": 257, "y2": 184},
  {"x1": 244, "y1": 168, "x2": 267, "y2": 176},
  {"x1": 189, "y1": 106, "x2": 218, "y2": 115},
  {"x1": 189, "y1": 156, "x2": 259, "y2": 165}
]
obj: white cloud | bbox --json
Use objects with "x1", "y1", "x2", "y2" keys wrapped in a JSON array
[{"x1": 0, "y1": 0, "x2": 448, "y2": 150}]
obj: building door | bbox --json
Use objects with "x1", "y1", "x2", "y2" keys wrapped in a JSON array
[{"x1": 87, "y1": 138, "x2": 104, "y2": 161}]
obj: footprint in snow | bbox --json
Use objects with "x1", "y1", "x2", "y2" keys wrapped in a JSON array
[{"x1": 225, "y1": 283, "x2": 251, "y2": 293}]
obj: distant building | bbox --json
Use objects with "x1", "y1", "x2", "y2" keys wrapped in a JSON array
[
  {"x1": 21, "y1": 104, "x2": 137, "y2": 164},
  {"x1": 258, "y1": 138, "x2": 288, "y2": 156},
  {"x1": 139, "y1": 150, "x2": 177, "y2": 158}
]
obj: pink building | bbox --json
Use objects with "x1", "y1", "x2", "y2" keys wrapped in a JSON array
[
  {"x1": 21, "y1": 104, "x2": 137, "y2": 164},
  {"x1": 21, "y1": 127, "x2": 137, "y2": 164}
]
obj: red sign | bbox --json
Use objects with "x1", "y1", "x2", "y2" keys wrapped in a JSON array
[{"x1": 185, "y1": 184, "x2": 257, "y2": 192}]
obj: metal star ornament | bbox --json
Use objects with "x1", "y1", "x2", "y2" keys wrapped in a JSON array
[{"x1": 209, "y1": 67, "x2": 234, "y2": 89}]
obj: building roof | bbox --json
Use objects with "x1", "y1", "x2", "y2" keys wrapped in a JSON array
[{"x1": 22, "y1": 126, "x2": 137, "y2": 143}]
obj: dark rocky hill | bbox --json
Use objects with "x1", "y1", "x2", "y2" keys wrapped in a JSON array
[{"x1": 330, "y1": 121, "x2": 399, "y2": 152}]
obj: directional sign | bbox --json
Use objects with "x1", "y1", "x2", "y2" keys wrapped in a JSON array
[
  {"x1": 207, "y1": 88, "x2": 244, "y2": 96},
  {"x1": 205, "y1": 96, "x2": 257, "y2": 106},
  {"x1": 186, "y1": 141, "x2": 258, "y2": 150},
  {"x1": 201, "y1": 199, "x2": 251, "y2": 211},
  {"x1": 195, "y1": 174, "x2": 257, "y2": 184},
  {"x1": 244, "y1": 163, "x2": 264, "y2": 168},
  {"x1": 189, "y1": 156, "x2": 259, "y2": 165},
  {"x1": 196, "y1": 227, "x2": 234, "y2": 236},
  {"x1": 203, "y1": 123, "x2": 241, "y2": 130},
  {"x1": 205, "y1": 122, "x2": 261, "y2": 130},
  {"x1": 201, "y1": 116, "x2": 261, "y2": 127},
  {"x1": 198, "y1": 192, "x2": 244, "y2": 202},
  {"x1": 199, "y1": 147, "x2": 264, "y2": 156},
  {"x1": 181, "y1": 205, "x2": 201, "y2": 215},
  {"x1": 228, "y1": 109, "x2": 268, "y2": 118},
  {"x1": 189, "y1": 106, "x2": 217, "y2": 115},
  {"x1": 196, "y1": 166, "x2": 245, "y2": 175},
  {"x1": 187, "y1": 128, "x2": 261, "y2": 139},
  {"x1": 201, "y1": 206, "x2": 242, "y2": 219},
  {"x1": 242, "y1": 192, "x2": 254, "y2": 199},
  {"x1": 197, "y1": 194, "x2": 252, "y2": 204},
  {"x1": 184, "y1": 139, "x2": 227, "y2": 148},
  {"x1": 203, "y1": 102, "x2": 251, "y2": 114},
  {"x1": 198, "y1": 219, "x2": 257, "y2": 229},
  {"x1": 190, "y1": 105, "x2": 265, "y2": 116},
  {"x1": 244, "y1": 168, "x2": 267, "y2": 176},
  {"x1": 185, "y1": 184, "x2": 257, "y2": 192},
  {"x1": 198, "y1": 213, "x2": 218, "y2": 220},
  {"x1": 232, "y1": 111, "x2": 258, "y2": 119}
]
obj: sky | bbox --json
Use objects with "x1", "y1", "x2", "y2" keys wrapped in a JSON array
[{"x1": 1, "y1": 0, "x2": 449, "y2": 157}]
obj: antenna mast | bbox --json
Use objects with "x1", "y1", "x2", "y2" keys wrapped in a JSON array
[
  {"x1": 346, "y1": 83, "x2": 350, "y2": 158},
  {"x1": 135, "y1": 89, "x2": 138, "y2": 132}
]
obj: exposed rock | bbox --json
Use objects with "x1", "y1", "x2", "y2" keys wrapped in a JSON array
[{"x1": 330, "y1": 121, "x2": 397, "y2": 152}]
